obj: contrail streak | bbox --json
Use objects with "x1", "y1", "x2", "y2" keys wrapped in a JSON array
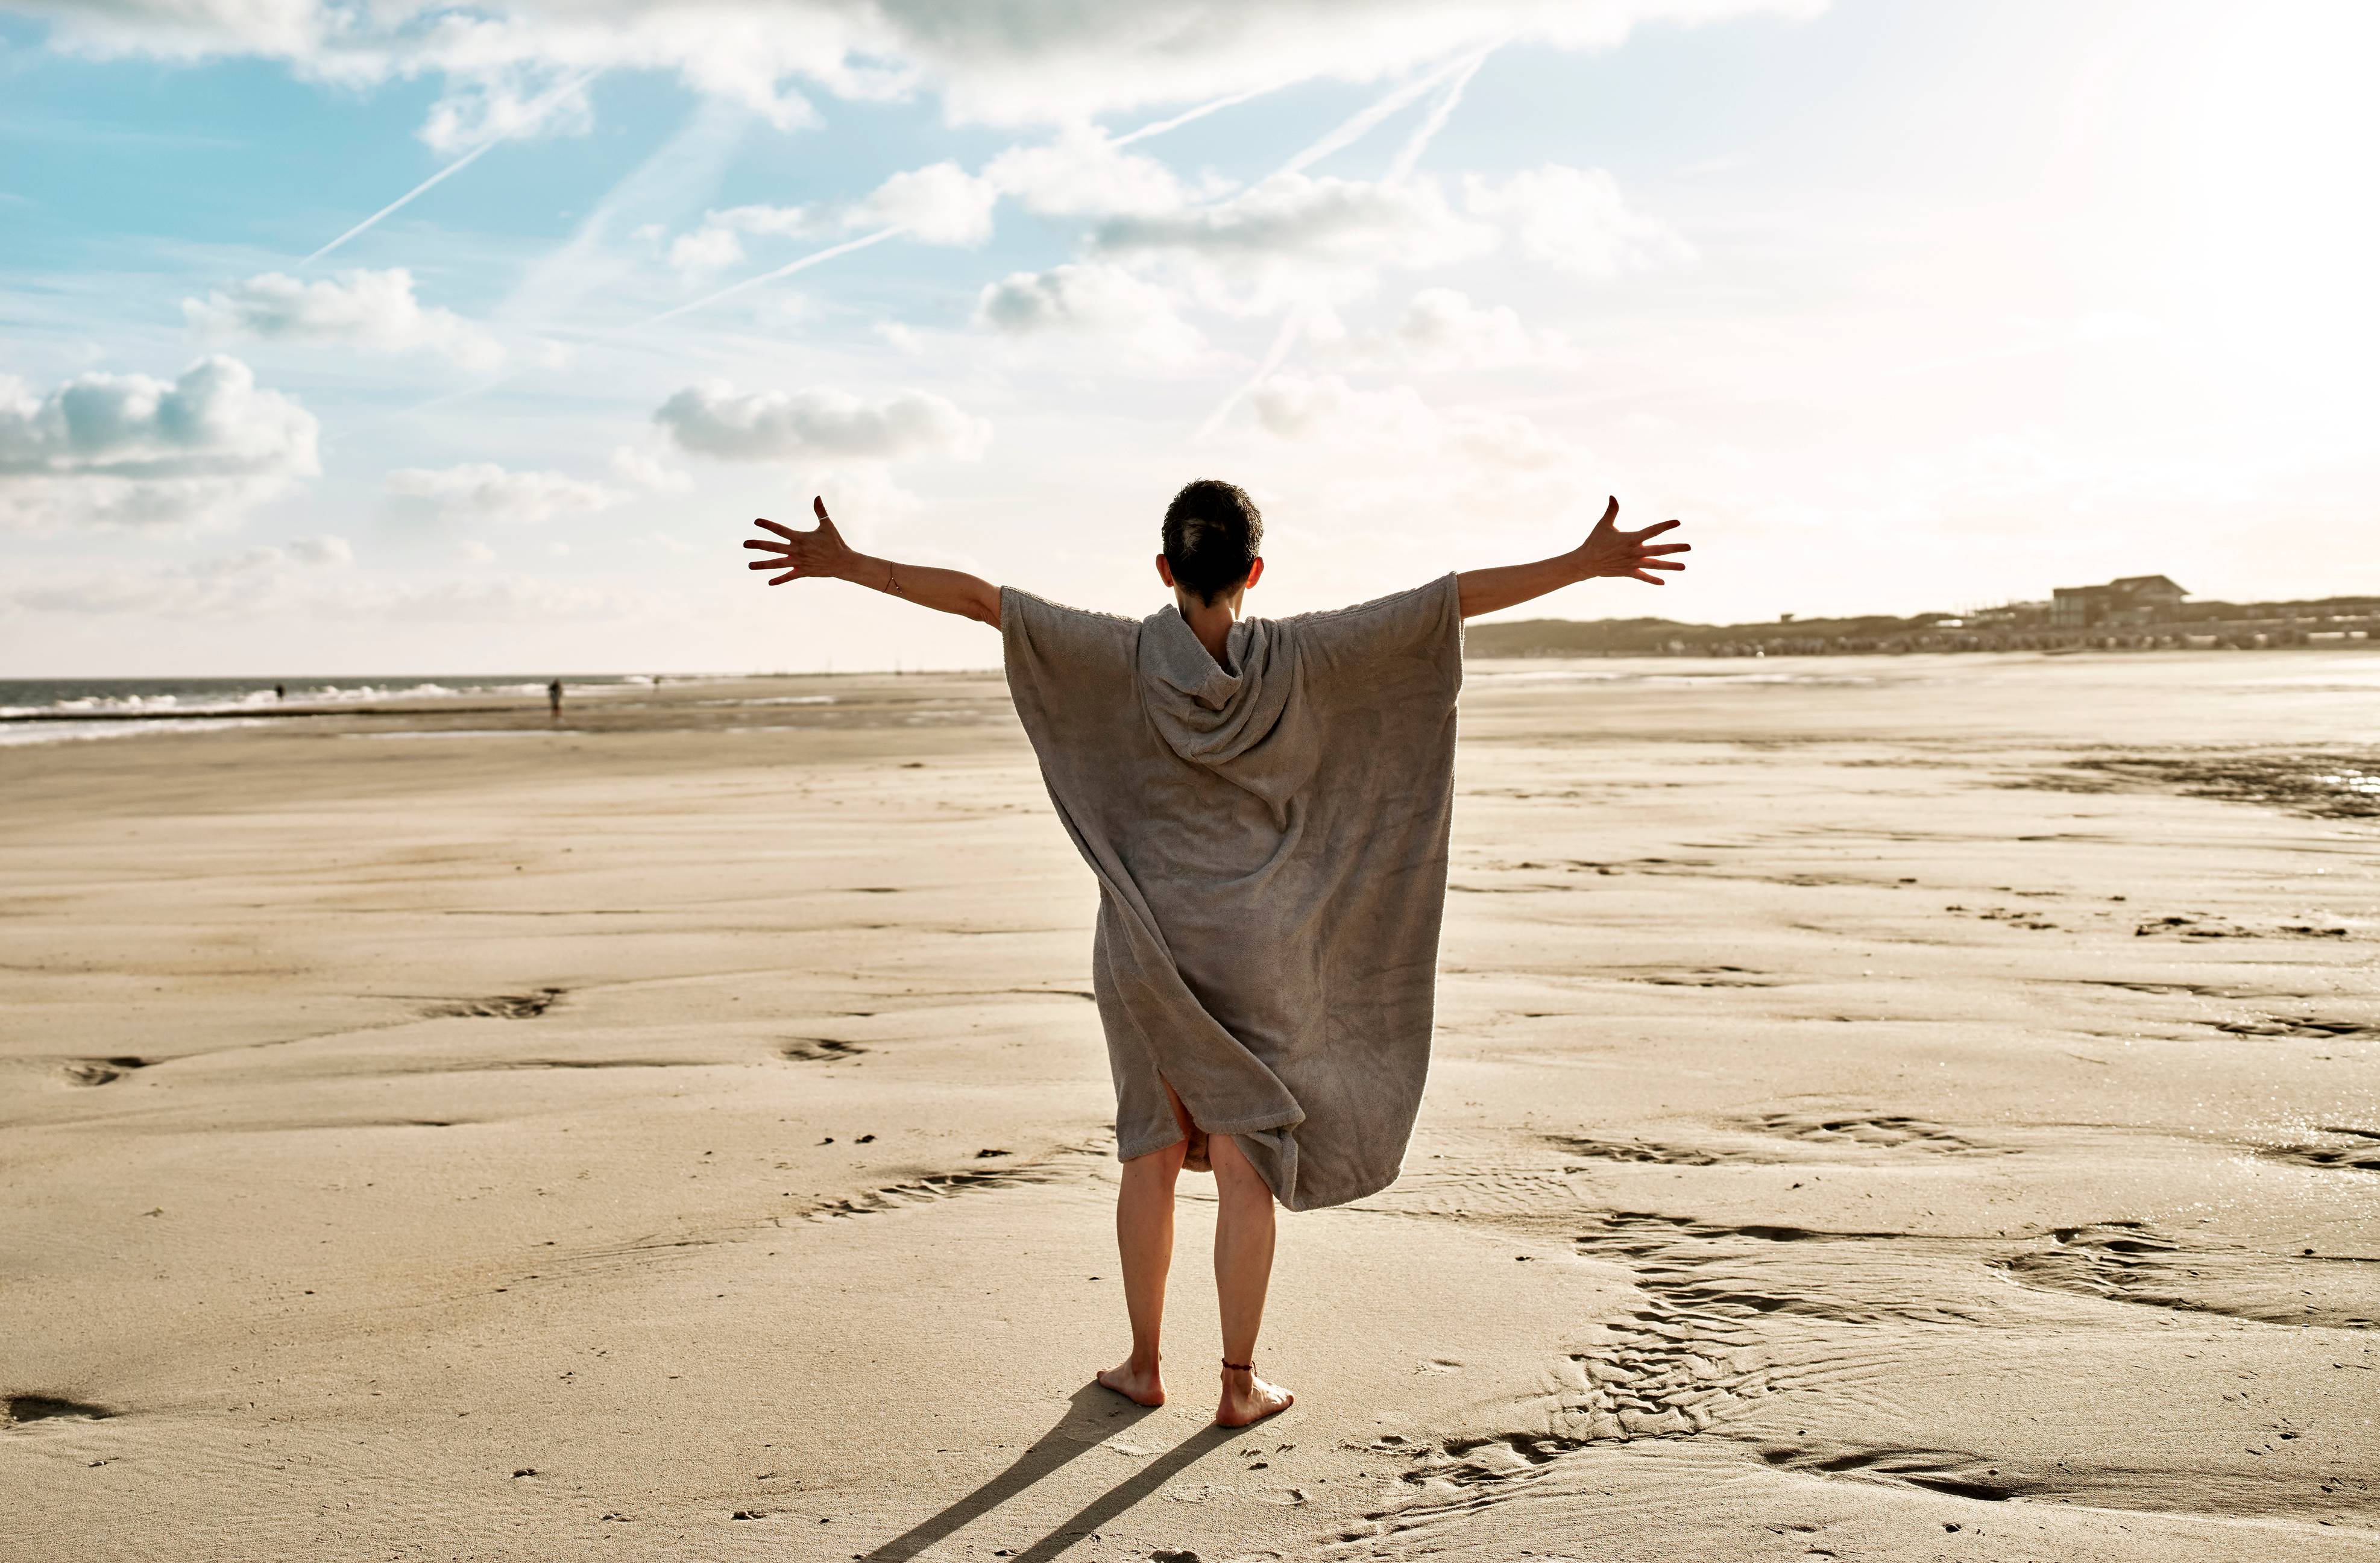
[
  {"x1": 1385, "y1": 45, "x2": 1494, "y2": 183},
  {"x1": 640, "y1": 225, "x2": 904, "y2": 325},
  {"x1": 1115, "y1": 84, "x2": 1277, "y2": 145},
  {"x1": 303, "y1": 140, "x2": 500, "y2": 266},
  {"x1": 302, "y1": 68, "x2": 601, "y2": 266},
  {"x1": 1195, "y1": 304, "x2": 1310, "y2": 441},
  {"x1": 1273, "y1": 52, "x2": 1476, "y2": 180}
]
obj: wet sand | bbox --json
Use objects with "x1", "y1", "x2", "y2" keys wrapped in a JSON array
[{"x1": 2, "y1": 652, "x2": 2375, "y2": 1561}]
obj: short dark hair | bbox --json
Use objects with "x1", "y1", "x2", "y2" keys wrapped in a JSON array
[{"x1": 1161, "y1": 479, "x2": 1263, "y2": 605}]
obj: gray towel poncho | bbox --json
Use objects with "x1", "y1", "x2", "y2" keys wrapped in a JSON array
[{"x1": 1000, "y1": 573, "x2": 1464, "y2": 1211}]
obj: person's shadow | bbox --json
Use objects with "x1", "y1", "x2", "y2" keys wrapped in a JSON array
[{"x1": 856, "y1": 1383, "x2": 1245, "y2": 1561}]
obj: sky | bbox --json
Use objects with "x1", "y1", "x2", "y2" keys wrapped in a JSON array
[{"x1": 3, "y1": 0, "x2": 2376, "y2": 675}]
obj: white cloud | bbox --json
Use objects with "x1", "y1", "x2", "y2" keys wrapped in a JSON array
[
  {"x1": 660, "y1": 162, "x2": 993, "y2": 287},
  {"x1": 975, "y1": 263, "x2": 1204, "y2": 364},
  {"x1": 4, "y1": 546, "x2": 295, "y2": 617},
  {"x1": 659, "y1": 131, "x2": 1212, "y2": 304},
  {"x1": 1239, "y1": 372, "x2": 1599, "y2": 546},
  {"x1": 13, "y1": 0, "x2": 332, "y2": 63},
  {"x1": 0, "y1": 354, "x2": 319, "y2": 531},
  {"x1": 1463, "y1": 164, "x2": 1692, "y2": 278},
  {"x1": 286, "y1": 532, "x2": 352, "y2": 565},
  {"x1": 984, "y1": 129, "x2": 1199, "y2": 217},
  {"x1": 183, "y1": 268, "x2": 503, "y2": 370},
  {"x1": 385, "y1": 461, "x2": 619, "y2": 523},
  {"x1": 849, "y1": 160, "x2": 998, "y2": 246},
  {"x1": 666, "y1": 223, "x2": 749, "y2": 282},
  {"x1": 7, "y1": 538, "x2": 320, "y2": 615},
  {"x1": 415, "y1": 61, "x2": 603, "y2": 154},
  {"x1": 370, "y1": 574, "x2": 663, "y2": 622},
  {"x1": 1091, "y1": 173, "x2": 1494, "y2": 309},
  {"x1": 5, "y1": 1, "x2": 1810, "y2": 137},
  {"x1": 4, "y1": 552, "x2": 659, "y2": 621},
  {"x1": 455, "y1": 538, "x2": 497, "y2": 563},
  {"x1": 653, "y1": 382, "x2": 990, "y2": 464},
  {"x1": 1312, "y1": 288, "x2": 1578, "y2": 373},
  {"x1": 666, "y1": 203, "x2": 811, "y2": 280},
  {"x1": 1251, "y1": 373, "x2": 1567, "y2": 469},
  {"x1": 609, "y1": 444, "x2": 693, "y2": 492},
  {"x1": 713, "y1": 204, "x2": 813, "y2": 237}
]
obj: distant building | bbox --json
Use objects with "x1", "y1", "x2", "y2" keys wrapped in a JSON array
[
  {"x1": 2051, "y1": 574, "x2": 2188, "y2": 628},
  {"x1": 1971, "y1": 600, "x2": 2049, "y2": 626}
]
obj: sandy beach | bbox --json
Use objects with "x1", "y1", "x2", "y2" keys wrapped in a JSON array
[{"x1": 3, "y1": 651, "x2": 2375, "y2": 1562}]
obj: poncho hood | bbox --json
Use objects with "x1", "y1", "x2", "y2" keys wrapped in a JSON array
[{"x1": 1135, "y1": 605, "x2": 1294, "y2": 772}]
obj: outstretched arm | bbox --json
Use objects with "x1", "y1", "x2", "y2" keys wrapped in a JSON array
[
  {"x1": 1455, "y1": 497, "x2": 1689, "y2": 619},
  {"x1": 743, "y1": 497, "x2": 1000, "y2": 628}
]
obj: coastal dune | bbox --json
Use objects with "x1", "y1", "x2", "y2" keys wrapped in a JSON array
[{"x1": 2, "y1": 653, "x2": 2375, "y2": 1561}]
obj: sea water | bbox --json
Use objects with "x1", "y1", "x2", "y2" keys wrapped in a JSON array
[{"x1": 0, "y1": 676, "x2": 654, "y2": 746}]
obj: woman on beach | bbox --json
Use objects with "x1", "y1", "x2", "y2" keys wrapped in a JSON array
[{"x1": 744, "y1": 482, "x2": 1687, "y2": 1426}]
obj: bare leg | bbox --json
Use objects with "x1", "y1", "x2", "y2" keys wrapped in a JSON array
[
  {"x1": 1159, "y1": 1075, "x2": 1210, "y2": 1175},
  {"x1": 1210, "y1": 1132, "x2": 1294, "y2": 1425},
  {"x1": 1097, "y1": 1137, "x2": 1184, "y2": 1406}
]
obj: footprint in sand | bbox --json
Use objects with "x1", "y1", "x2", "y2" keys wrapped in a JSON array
[
  {"x1": 423, "y1": 988, "x2": 564, "y2": 1020},
  {"x1": 781, "y1": 1037, "x2": 866, "y2": 1061},
  {"x1": 5, "y1": 1395, "x2": 113, "y2": 1429},
  {"x1": 58, "y1": 1057, "x2": 146, "y2": 1087}
]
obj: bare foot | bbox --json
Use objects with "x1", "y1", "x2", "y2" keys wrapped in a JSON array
[
  {"x1": 1215, "y1": 1364, "x2": 1293, "y2": 1426},
  {"x1": 1097, "y1": 1359, "x2": 1165, "y2": 1407}
]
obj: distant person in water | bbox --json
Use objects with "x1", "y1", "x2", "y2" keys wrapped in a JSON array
[
  {"x1": 547, "y1": 679, "x2": 562, "y2": 723},
  {"x1": 274, "y1": 682, "x2": 286, "y2": 700},
  {"x1": 743, "y1": 482, "x2": 1688, "y2": 1426}
]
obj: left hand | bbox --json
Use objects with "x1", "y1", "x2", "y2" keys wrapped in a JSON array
[
  {"x1": 1573, "y1": 497, "x2": 1689, "y2": 585},
  {"x1": 743, "y1": 496, "x2": 857, "y2": 587}
]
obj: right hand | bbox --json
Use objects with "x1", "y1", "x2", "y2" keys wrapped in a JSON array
[
  {"x1": 1573, "y1": 496, "x2": 1690, "y2": 585},
  {"x1": 743, "y1": 496, "x2": 855, "y2": 585}
]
